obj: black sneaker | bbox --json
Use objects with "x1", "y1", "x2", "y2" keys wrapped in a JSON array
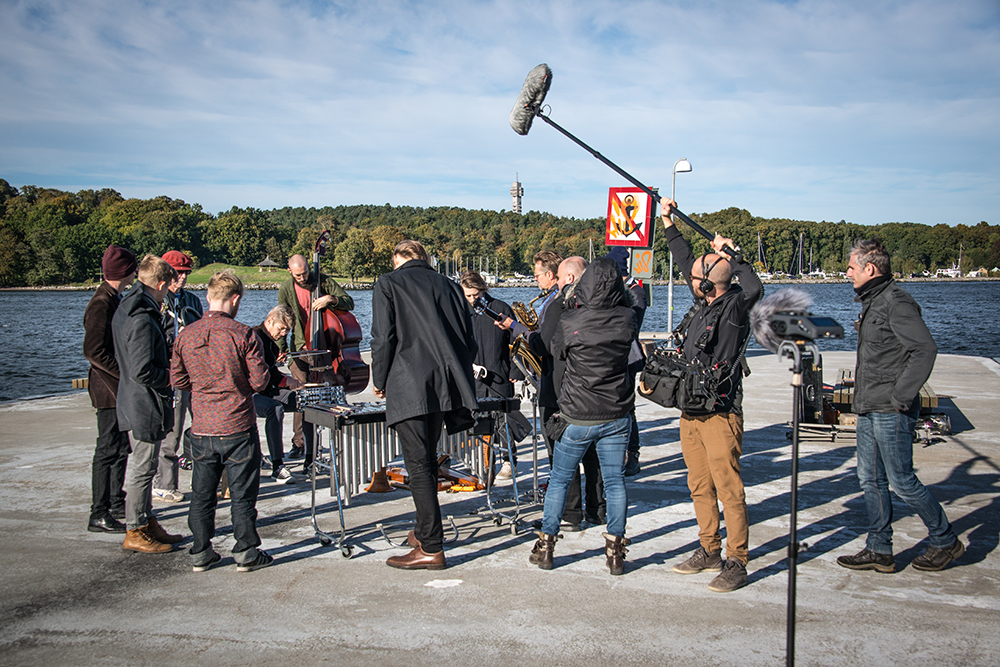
[
  {"x1": 236, "y1": 550, "x2": 274, "y2": 572},
  {"x1": 836, "y1": 548, "x2": 896, "y2": 573},
  {"x1": 287, "y1": 446, "x2": 304, "y2": 460},
  {"x1": 911, "y1": 540, "x2": 965, "y2": 572},
  {"x1": 707, "y1": 559, "x2": 748, "y2": 593},
  {"x1": 671, "y1": 546, "x2": 723, "y2": 574},
  {"x1": 192, "y1": 551, "x2": 222, "y2": 573}
]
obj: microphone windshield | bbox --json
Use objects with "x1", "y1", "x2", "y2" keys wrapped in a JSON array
[
  {"x1": 750, "y1": 288, "x2": 812, "y2": 353},
  {"x1": 509, "y1": 64, "x2": 552, "y2": 136}
]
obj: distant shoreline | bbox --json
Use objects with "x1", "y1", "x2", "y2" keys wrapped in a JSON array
[{"x1": 1, "y1": 276, "x2": 997, "y2": 292}]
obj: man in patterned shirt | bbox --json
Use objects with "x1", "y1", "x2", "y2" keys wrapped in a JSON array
[{"x1": 171, "y1": 271, "x2": 272, "y2": 573}]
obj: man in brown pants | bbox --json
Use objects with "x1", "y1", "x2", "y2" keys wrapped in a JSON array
[{"x1": 660, "y1": 198, "x2": 763, "y2": 593}]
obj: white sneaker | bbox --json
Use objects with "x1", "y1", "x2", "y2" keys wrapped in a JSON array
[
  {"x1": 272, "y1": 466, "x2": 296, "y2": 485},
  {"x1": 496, "y1": 462, "x2": 513, "y2": 479},
  {"x1": 152, "y1": 488, "x2": 185, "y2": 503}
]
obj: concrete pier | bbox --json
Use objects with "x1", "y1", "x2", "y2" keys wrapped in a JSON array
[{"x1": 1, "y1": 351, "x2": 998, "y2": 666}]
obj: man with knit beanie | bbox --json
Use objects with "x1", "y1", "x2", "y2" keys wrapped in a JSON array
[{"x1": 83, "y1": 245, "x2": 138, "y2": 534}]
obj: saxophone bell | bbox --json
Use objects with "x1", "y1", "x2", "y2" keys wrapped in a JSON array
[{"x1": 510, "y1": 288, "x2": 554, "y2": 332}]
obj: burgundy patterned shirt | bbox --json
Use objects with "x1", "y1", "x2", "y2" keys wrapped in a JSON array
[{"x1": 171, "y1": 311, "x2": 269, "y2": 436}]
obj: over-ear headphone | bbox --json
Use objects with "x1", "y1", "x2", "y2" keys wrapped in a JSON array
[{"x1": 699, "y1": 254, "x2": 723, "y2": 294}]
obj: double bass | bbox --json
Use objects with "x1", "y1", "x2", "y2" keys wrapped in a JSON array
[{"x1": 304, "y1": 230, "x2": 370, "y2": 394}]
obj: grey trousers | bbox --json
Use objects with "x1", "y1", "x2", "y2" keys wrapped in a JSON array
[
  {"x1": 154, "y1": 391, "x2": 190, "y2": 491},
  {"x1": 124, "y1": 438, "x2": 161, "y2": 530}
]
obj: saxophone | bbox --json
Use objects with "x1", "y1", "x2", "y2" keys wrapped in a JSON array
[{"x1": 510, "y1": 289, "x2": 553, "y2": 332}]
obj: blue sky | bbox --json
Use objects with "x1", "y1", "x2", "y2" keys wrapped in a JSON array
[{"x1": 1, "y1": 0, "x2": 997, "y2": 226}]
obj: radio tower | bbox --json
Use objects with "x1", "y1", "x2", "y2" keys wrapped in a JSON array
[{"x1": 510, "y1": 173, "x2": 524, "y2": 215}]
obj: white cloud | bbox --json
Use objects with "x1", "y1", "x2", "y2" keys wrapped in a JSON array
[{"x1": 1, "y1": 0, "x2": 997, "y2": 225}]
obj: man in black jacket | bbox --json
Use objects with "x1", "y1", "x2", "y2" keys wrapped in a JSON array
[
  {"x1": 113, "y1": 254, "x2": 183, "y2": 553},
  {"x1": 371, "y1": 240, "x2": 479, "y2": 570},
  {"x1": 660, "y1": 199, "x2": 762, "y2": 593},
  {"x1": 83, "y1": 245, "x2": 137, "y2": 533},
  {"x1": 836, "y1": 239, "x2": 964, "y2": 573}
]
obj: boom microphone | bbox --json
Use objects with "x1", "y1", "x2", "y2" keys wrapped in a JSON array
[
  {"x1": 508, "y1": 64, "x2": 736, "y2": 260},
  {"x1": 509, "y1": 64, "x2": 552, "y2": 136},
  {"x1": 750, "y1": 288, "x2": 812, "y2": 353}
]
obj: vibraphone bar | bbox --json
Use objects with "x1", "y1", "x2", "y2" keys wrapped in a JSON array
[
  {"x1": 304, "y1": 397, "x2": 520, "y2": 505},
  {"x1": 302, "y1": 397, "x2": 524, "y2": 556}
]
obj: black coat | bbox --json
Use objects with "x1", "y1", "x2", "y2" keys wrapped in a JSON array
[
  {"x1": 472, "y1": 293, "x2": 517, "y2": 399},
  {"x1": 112, "y1": 285, "x2": 174, "y2": 442},
  {"x1": 370, "y1": 259, "x2": 479, "y2": 427},
  {"x1": 83, "y1": 281, "x2": 123, "y2": 409},
  {"x1": 552, "y1": 258, "x2": 637, "y2": 423}
]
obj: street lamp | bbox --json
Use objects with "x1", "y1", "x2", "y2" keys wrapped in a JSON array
[{"x1": 668, "y1": 158, "x2": 692, "y2": 332}]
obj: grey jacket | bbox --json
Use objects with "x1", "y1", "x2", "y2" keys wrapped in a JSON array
[
  {"x1": 112, "y1": 285, "x2": 174, "y2": 442},
  {"x1": 853, "y1": 279, "x2": 937, "y2": 414}
]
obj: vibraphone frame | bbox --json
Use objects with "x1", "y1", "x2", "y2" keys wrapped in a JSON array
[{"x1": 302, "y1": 398, "x2": 523, "y2": 557}]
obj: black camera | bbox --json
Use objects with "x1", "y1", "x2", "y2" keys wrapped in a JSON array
[{"x1": 769, "y1": 311, "x2": 844, "y2": 341}]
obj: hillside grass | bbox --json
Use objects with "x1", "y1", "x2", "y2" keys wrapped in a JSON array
[{"x1": 187, "y1": 263, "x2": 366, "y2": 287}]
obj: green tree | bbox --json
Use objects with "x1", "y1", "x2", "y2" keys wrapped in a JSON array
[{"x1": 335, "y1": 228, "x2": 373, "y2": 281}]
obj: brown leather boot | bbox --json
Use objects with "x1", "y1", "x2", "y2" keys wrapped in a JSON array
[
  {"x1": 604, "y1": 532, "x2": 631, "y2": 576},
  {"x1": 528, "y1": 532, "x2": 558, "y2": 570},
  {"x1": 122, "y1": 525, "x2": 173, "y2": 554},
  {"x1": 146, "y1": 516, "x2": 183, "y2": 544}
]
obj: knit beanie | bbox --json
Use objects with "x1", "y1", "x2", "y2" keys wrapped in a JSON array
[{"x1": 102, "y1": 245, "x2": 138, "y2": 281}]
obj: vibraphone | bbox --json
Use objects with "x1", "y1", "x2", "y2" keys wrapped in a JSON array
[{"x1": 302, "y1": 396, "x2": 522, "y2": 556}]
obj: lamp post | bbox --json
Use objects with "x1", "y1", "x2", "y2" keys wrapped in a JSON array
[{"x1": 669, "y1": 158, "x2": 692, "y2": 333}]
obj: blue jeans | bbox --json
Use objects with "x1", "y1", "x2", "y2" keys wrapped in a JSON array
[
  {"x1": 542, "y1": 416, "x2": 630, "y2": 538},
  {"x1": 188, "y1": 428, "x2": 263, "y2": 566},
  {"x1": 855, "y1": 409, "x2": 957, "y2": 554}
]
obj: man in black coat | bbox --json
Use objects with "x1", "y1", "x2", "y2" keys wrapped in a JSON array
[
  {"x1": 83, "y1": 245, "x2": 137, "y2": 533},
  {"x1": 113, "y1": 254, "x2": 183, "y2": 553},
  {"x1": 371, "y1": 240, "x2": 479, "y2": 570}
]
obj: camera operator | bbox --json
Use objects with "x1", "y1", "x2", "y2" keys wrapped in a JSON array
[{"x1": 659, "y1": 198, "x2": 763, "y2": 593}]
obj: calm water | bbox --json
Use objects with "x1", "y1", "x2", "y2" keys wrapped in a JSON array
[{"x1": 1, "y1": 281, "x2": 998, "y2": 402}]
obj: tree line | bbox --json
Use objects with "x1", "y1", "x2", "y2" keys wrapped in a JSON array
[{"x1": 0, "y1": 178, "x2": 996, "y2": 287}]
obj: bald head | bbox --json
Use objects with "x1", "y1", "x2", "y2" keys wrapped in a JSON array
[
  {"x1": 558, "y1": 256, "x2": 588, "y2": 290},
  {"x1": 693, "y1": 253, "x2": 732, "y2": 300},
  {"x1": 288, "y1": 254, "x2": 311, "y2": 287}
]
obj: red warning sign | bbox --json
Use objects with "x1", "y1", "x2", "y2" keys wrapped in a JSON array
[{"x1": 606, "y1": 188, "x2": 654, "y2": 248}]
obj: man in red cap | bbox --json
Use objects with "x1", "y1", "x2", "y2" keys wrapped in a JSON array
[
  {"x1": 83, "y1": 245, "x2": 137, "y2": 533},
  {"x1": 154, "y1": 250, "x2": 204, "y2": 504}
]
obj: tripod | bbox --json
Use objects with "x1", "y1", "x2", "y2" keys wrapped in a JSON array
[{"x1": 777, "y1": 338, "x2": 820, "y2": 667}]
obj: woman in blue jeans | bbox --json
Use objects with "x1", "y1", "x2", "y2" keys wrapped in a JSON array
[{"x1": 528, "y1": 257, "x2": 638, "y2": 575}]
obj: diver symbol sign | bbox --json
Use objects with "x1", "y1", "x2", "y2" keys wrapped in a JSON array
[{"x1": 606, "y1": 187, "x2": 653, "y2": 248}]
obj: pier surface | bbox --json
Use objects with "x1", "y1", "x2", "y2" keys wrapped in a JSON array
[{"x1": 1, "y1": 351, "x2": 998, "y2": 666}]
